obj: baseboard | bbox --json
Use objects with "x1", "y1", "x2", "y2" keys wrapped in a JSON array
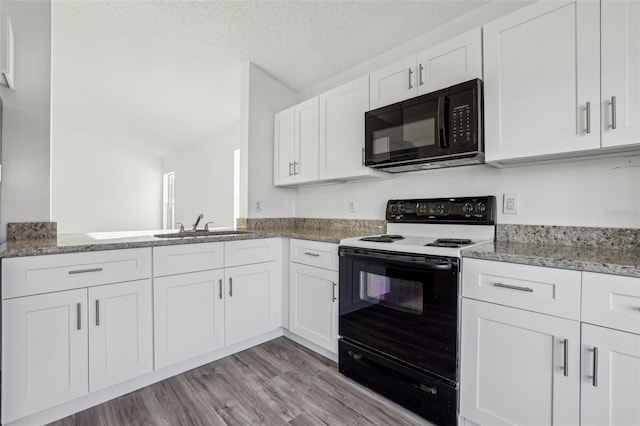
[{"x1": 283, "y1": 330, "x2": 338, "y2": 363}]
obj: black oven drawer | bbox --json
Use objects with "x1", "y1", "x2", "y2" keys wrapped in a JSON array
[{"x1": 339, "y1": 339, "x2": 457, "y2": 426}]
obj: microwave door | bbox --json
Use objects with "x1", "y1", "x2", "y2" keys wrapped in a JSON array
[{"x1": 403, "y1": 96, "x2": 449, "y2": 160}]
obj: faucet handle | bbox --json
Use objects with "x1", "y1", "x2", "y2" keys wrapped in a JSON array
[
  {"x1": 204, "y1": 222, "x2": 215, "y2": 231},
  {"x1": 176, "y1": 222, "x2": 185, "y2": 233}
]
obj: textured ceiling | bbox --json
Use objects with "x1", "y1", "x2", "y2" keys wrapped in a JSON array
[{"x1": 52, "y1": 0, "x2": 489, "y2": 157}]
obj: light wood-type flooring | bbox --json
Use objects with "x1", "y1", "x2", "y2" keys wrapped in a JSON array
[{"x1": 50, "y1": 337, "x2": 431, "y2": 425}]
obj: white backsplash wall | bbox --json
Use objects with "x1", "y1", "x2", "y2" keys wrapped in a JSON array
[
  {"x1": 163, "y1": 123, "x2": 240, "y2": 229},
  {"x1": 295, "y1": 154, "x2": 640, "y2": 228},
  {"x1": 0, "y1": 0, "x2": 52, "y2": 243},
  {"x1": 52, "y1": 126, "x2": 163, "y2": 233}
]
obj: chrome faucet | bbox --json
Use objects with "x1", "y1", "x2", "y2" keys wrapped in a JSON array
[{"x1": 192, "y1": 213, "x2": 204, "y2": 231}]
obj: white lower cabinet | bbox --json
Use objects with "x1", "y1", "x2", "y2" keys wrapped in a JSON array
[
  {"x1": 2, "y1": 289, "x2": 89, "y2": 424},
  {"x1": 89, "y1": 280, "x2": 153, "y2": 392},
  {"x1": 460, "y1": 298, "x2": 580, "y2": 426},
  {"x1": 289, "y1": 262, "x2": 338, "y2": 352},
  {"x1": 2, "y1": 280, "x2": 153, "y2": 424},
  {"x1": 224, "y1": 261, "x2": 281, "y2": 346},
  {"x1": 154, "y1": 269, "x2": 226, "y2": 369},
  {"x1": 581, "y1": 324, "x2": 640, "y2": 426}
]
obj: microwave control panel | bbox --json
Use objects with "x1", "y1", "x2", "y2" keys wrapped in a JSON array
[{"x1": 449, "y1": 89, "x2": 476, "y2": 145}]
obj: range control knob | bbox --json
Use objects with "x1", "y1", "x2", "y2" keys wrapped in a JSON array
[
  {"x1": 390, "y1": 204, "x2": 399, "y2": 214},
  {"x1": 463, "y1": 202, "x2": 474, "y2": 213},
  {"x1": 476, "y1": 202, "x2": 487, "y2": 213},
  {"x1": 399, "y1": 204, "x2": 406, "y2": 213}
]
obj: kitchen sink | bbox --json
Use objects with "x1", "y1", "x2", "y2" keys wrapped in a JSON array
[{"x1": 154, "y1": 230, "x2": 253, "y2": 238}]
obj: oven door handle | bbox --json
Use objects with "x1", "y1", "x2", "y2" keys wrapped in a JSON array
[{"x1": 340, "y1": 250, "x2": 456, "y2": 271}]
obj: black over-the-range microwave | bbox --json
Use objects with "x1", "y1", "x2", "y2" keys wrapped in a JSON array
[{"x1": 365, "y1": 79, "x2": 483, "y2": 173}]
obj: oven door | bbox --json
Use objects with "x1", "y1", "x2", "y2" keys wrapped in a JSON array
[{"x1": 339, "y1": 247, "x2": 459, "y2": 382}]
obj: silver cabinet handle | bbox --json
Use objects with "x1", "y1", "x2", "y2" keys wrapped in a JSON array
[
  {"x1": 585, "y1": 101, "x2": 591, "y2": 134},
  {"x1": 408, "y1": 68, "x2": 413, "y2": 90},
  {"x1": 95, "y1": 300, "x2": 100, "y2": 326},
  {"x1": 77, "y1": 303, "x2": 82, "y2": 330},
  {"x1": 229, "y1": 278, "x2": 233, "y2": 297},
  {"x1": 288, "y1": 162, "x2": 293, "y2": 176},
  {"x1": 611, "y1": 96, "x2": 617, "y2": 130},
  {"x1": 562, "y1": 338, "x2": 569, "y2": 377},
  {"x1": 304, "y1": 252, "x2": 320, "y2": 257},
  {"x1": 418, "y1": 64, "x2": 424, "y2": 86},
  {"x1": 69, "y1": 267, "x2": 103, "y2": 275},
  {"x1": 332, "y1": 282, "x2": 337, "y2": 302},
  {"x1": 592, "y1": 347, "x2": 599, "y2": 387},
  {"x1": 493, "y1": 282, "x2": 533, "y2": 292},
  {"x1": 293, "y1": 161, "x2": 298, "y2": 175},
  {"x1": 361, "y1": 147, "x2": 365, "y2": 166},
  {"x1": 218, "y1": 279, "x2": 223, "y2": 299}
]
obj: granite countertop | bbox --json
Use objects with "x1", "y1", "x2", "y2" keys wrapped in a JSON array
[
  {"x1": 0, "y1": 228, "x2": 372, "y2": 258},
  {"x1": 462, "y1": 241, "x2": 640, "y2": 278}
]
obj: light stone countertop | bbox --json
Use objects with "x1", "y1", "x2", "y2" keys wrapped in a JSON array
[
  {"x1": 0, "y1": 228, "x2": 372, "y2": 258},
  {"x1": 462, "y1": 241, "x2": 640, "y2": 278}
]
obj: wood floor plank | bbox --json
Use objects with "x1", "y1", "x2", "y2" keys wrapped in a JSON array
[{"x1": 48, "y1": 337, "x2": 432, "y2": 426}]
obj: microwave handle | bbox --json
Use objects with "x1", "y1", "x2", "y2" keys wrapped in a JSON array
[{"x1": 438, "y1": 96, "x2": 449, "y2": 149}]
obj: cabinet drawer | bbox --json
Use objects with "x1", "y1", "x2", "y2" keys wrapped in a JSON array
[
  {"x1": 582, "y1": 272, "x2": 640, "y2": 334},
  {"x1": 290, "y1": 239, "x2": 338, "y2": 271},
  {"x1": 2, "y1": 248, "x2": 152, "y2": 299},
  {"x1": 224, "y1": 238, "x2": 279, "y2": 267},
  {"x1": 153, "y1": 242, "x2": 224, "y2": 277},
  {"x1": 462, "y1": 258, "x2": 581, "y2": 320}
]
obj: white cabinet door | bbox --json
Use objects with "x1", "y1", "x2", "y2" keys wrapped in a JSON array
[
  {"x1": 417, "y1": 28, "x2": 482, "y2": 94},
  {"x1": 88, "y1": 280, "x2": 153, "y2": 392},
  {"x1": 154, "y1": 269, "x2": 225, "y2": 369},
  {"x1": 581, "y1": 324, "x2": 640, "y2": 426},
  {"x1": 2, "y1": 289, "x2": 88, "y2": 424},
  {"x1": 601, "y1": 0, "x2": 640, "y2": 148},
  {"x1": 293, "y1": 96, "x2": 319, "y2": 183},
  {"x1": 484, "y1": 1, "x2": 601, "y2": 163},
  {"x1": 318, "y1": 75, "x2": 372, "y2": 180},
  {"x1": 369, "y1": 56, "x2": 417, "y2": 110},
  {"x1": 273, "y1": 106, "x2": 296, "y2": 186},
  {"x1": 224, "y1": 262, "x2": 281, "y2": 346},
  {"x1": 289, "y1": 263, "x2": 338, "y2": 353},
  {"x1": 460, "y1": 298, "x2": 580, "y2": 426}
]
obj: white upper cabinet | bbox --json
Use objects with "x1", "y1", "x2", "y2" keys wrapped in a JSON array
[
  {"x1": 484, "y1": 0, "x2": 601, "y2": 163},
  {"x1": 273, "y1": 106, "x2": 296, "y2": 186},
  {"x1": 273, "y1": 98, "x2": 319, "y2": 186},
  {"x1": 369, "y1": 28, "x2": 482, "y2": 110},
  {"x1": 369, "y1": 56, "x2": 417, "y2": 110},
  {"x1": 416, "y1": 28, "x2": 482, "y2": 95},
  {"x1": 601, "y1": 0, "x2": 640, "y2": 148},
  {"x1": 319, "y1": 75, "x2": 382, "y2": 181}
]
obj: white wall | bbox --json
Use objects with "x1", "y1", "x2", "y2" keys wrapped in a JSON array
[
  {"x1": 51, "y1": 125, "x2": 163, "y2": 233},
  {"x1": 0, "y1": 0, "x2": 52, "y2": 242},
  {"x1": 241, "y1": 63, "x2": 297, "y2": 218},
  {"x1": 163, "y1": 123, "x2": 239, "y2": 229},
  {"x1": 296, "y1": 155, "x2": 640, "y2": 228}
]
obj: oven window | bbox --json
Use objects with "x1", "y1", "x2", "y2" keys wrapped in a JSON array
[{"x1": 359, "y1": 271, "x2": 423, "y2": 315}]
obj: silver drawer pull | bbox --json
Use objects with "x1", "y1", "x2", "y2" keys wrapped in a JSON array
[
  {"x1": 77, "y1": 303, "x2": 82, "y2": 330},
  {"x1": 69, "y1": 267, "x2": 103, "y2": 275},
  {"x1": 592, "y1": 347, "x2": 599, "y2": 387},
  {"x1": 562, "y1": 338, "x2": 569, "y2": 377},
  {"x1": 304, "y1": 252, "x2": 320, "y2": 257},
  {"x1": 493, "y1": 282, "x2": 533, "y2": 292}
]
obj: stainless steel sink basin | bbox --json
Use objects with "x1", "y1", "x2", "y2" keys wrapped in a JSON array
[{"x1": 154, "y1": 230, "x2": 253, "y2": 238}]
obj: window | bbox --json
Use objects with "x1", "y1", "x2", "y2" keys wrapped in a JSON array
[{"x1": 162, "y1": 172, "x2": 175, "y2": 230}]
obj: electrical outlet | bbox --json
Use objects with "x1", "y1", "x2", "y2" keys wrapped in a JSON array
[
  {"x1": 348, "y1": 199, "x2": 357, "y2": 213},
  {"x1": 503, "y1": 193, "x2": 519, "y2": 214},
  {"x1": 255, "y1": 201, "x2": 262, "y2": 212}
]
